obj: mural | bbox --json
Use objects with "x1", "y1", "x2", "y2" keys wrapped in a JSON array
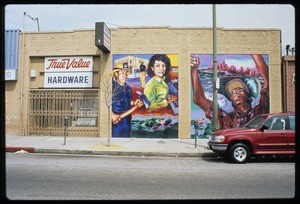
[
  {"x1": 190, "y1": 54, "x2": 269, "y2": 139},
  {"x1": 112, "y1": 54, "x2": 179, "y2": 138}
]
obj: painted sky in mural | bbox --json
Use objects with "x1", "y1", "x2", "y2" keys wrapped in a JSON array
[
  {"x1": 191, "y1": 54, "x2": 270, "y2": 138},
  {"x1": 112, "y1": 54, "x2": 179, "y2": 138}
]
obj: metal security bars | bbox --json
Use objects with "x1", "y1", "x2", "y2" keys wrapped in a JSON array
[{"x1": 29, "y1": 89, "x2": 99, "y2": 136}]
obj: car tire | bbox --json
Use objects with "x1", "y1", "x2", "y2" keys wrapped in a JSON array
[{"x1": 228, "y1": 143, "x2": 250, "y2": 163}]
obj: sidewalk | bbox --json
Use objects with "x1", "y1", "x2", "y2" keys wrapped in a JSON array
[{"x1": 5, "y1": 135, "x2": 215, "y2": 158}]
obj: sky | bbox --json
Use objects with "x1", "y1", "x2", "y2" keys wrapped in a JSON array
[{"x1": 4, "y1": 4, "x2": 295, "y2": 54}]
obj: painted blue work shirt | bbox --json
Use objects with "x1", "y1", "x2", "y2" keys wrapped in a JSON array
[{"x1": 112, "y1": 81, "x2": 132, "y2": 138}]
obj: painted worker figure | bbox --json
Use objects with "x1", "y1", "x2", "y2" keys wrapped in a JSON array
[
  {"x1": 191, "y1": 54, "x2": 269, "y2": 129},
  {"x1": 111, "y1": 64, "x2": 143, "y2": 137}
]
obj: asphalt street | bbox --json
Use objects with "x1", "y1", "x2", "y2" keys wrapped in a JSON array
[{"x1": 5, "y1": 153, "x2": 295, "y2": 200}]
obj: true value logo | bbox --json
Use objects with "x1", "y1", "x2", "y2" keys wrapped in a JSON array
[{"x1": 45, "y1": 56, "x2": 93, "y2": 72}]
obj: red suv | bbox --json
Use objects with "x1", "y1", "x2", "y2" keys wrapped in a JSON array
[{"x1": 207, "y1": 112, "x2": 295, "y2": 163}]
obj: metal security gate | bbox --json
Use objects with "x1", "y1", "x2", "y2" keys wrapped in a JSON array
[{"x1": 29, "y1": 89, "x2": 99, "y2": 136}]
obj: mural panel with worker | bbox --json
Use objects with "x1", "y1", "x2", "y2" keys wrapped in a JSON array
[
  {"x1": 112, "y1": 54, "x2": 179, "y2": 138},
  {"x1": 190, "y1": 54, "x2": 269, "y2": 139}
]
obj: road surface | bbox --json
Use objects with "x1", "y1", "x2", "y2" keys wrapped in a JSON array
[{"x1": 6, "y1": 153, "x2": 295, "y2": 200}]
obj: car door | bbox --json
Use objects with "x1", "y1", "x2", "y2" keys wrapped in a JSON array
[
  {"x1": 256, "y1": 115, "x2": 288, "y2": 152},
  {"x1": 286, "y1": 115, "x2": 295, "y2": 151}
]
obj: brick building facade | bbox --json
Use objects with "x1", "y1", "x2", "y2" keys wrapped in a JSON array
[
  {"x1": 282, "y1": 55, "x2": 295, "y2": 113},
  {"x1": 5, "y1": 26, "x2": 283, "y2": 138}
]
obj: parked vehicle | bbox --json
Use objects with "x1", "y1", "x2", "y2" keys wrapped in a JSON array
[{"x1": 207, "y1": 112, "x2": 295, "y2": 163}]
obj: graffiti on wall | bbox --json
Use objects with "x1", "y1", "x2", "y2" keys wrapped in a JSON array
[
  {"x1": 190, "y1": 54, "x2": 270, "y2": 139},
  {"x1": 112, "y1": 54, "x2": 179, "y2": 138}
]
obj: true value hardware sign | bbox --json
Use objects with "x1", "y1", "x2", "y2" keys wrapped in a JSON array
[{"x1": 44, "y1": 56, "x2": 93, "y2": 88}]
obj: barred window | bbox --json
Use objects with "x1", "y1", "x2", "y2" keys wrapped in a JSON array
[{"x1": 29, "y1": 89, "x2": 99, "y2": 136}]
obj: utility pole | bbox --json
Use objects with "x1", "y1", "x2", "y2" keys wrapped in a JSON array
[
  {"x1": 212, "y1": 4, "x2": 219, "y2": 130},
  {"x1": 24, "y1": 12, "x2": 40, "y2": 31},
  {"x1": 20, "y1": 12, "x2": 40, "y2": 135}
]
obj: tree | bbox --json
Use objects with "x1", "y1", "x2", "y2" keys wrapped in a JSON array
[
  {"x1": 101, "y1": 73, "x2": 144, "y2": 145},
  {"x1": 100, "y1": 75, "x2": 115, "y2": 146}
]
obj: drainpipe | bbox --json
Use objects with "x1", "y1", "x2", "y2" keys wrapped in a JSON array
[{"x1": 20, "y1": 12, "x2": 26, "y2": 135}]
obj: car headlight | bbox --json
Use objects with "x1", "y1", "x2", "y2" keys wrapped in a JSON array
[{"x1": 210, "y1": 135, "x2": 225, "y2": 143}]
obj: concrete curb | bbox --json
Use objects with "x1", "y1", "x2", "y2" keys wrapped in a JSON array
[
  {"x1": 5, "y1": 146, "x2": 216, "y2": 158},
  {"x1": 34, "y1": 148, "x2": 216, "y2": 157},
  {"x1": 5, "y1": 146, "x2": 35, "y2": 153}
]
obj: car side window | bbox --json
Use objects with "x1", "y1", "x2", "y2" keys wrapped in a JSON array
[
  {"x1": 264, "y1": 116, "x2": 286, "y2": 130},
  {"x1": 288, "y1": 116, "x2": 295, "y2": 130}
]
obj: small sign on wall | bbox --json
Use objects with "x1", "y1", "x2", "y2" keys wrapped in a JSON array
[{"x1": 5, "y1": 69, "x2": 18, "y2": 80}]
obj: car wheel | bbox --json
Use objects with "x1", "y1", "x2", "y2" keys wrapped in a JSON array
[{"x1": 228, "y1": 143, "x2": 250, "y2": 163}]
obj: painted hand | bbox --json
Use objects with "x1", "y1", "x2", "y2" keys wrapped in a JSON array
[
  {"x1": 190, "y1": 54, "x2": 200, "y2": 70},
  {"x1": 112, "y1": 113, "x2": 121, "y2": 124},
  {"x1": 133, "y1": 99, "x2": 144, "y2": 108}
]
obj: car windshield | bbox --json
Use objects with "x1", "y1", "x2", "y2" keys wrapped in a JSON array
[{"x1": 243, "y1": 115, "x2": 268, "y2": 128}]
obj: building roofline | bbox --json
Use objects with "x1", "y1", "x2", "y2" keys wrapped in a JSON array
[
  {"x1": 16, "y1": 26, "x2": 281, "y2": 34},
  {"x1": 111, "y1": 26, "x2": 280, "y2": 31},
  {"x1": 282, "y1": 55, "x2": 295, "y2": 61}
]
